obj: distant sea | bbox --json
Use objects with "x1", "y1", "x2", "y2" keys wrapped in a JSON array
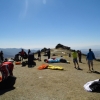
[{"x1": 81, "y1": 50, "x2": 100, "y2": 59}]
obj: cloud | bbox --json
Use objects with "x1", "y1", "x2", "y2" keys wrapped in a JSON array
[
  {"x1": 43, "y1": 0, "x2": 46, "y2": 4},
  {"x1": 19, "y1": 0, "x2": 47, "y2": 18},
  {"x1": 19, "y1": 0, "x2": 28, "y2": 18}
]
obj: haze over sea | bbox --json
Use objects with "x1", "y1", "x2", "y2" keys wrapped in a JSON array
[{"x1": 81, "y1": 50, "x2": 100, "y2": 59}]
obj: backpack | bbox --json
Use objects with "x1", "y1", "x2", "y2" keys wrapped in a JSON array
[
  {"x1": 60, "y1": 59, "x2": 67, "y2": 63},
  {"x1": 22, "y1": 62, "x2": 26, "y2": 67}
]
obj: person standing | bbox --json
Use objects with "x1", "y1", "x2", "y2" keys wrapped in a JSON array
[
  {"x1": 28, "y1": 49, "x2": 31, "y2": 55},
  {"x1": 72, "y1": 50, "x2": 80, "y2": 69},
  {"x1": 47, "y1": 48, "x2": 50, "y2": 59},
  {"x1": 38, "y1": 50, "x2": 41, "y2": 61},
  {"x1": 86, "y1": 49, "x2": 96, "y2": 72},
  {"x1": 78, "y1": 50, "x2": 82, "y2": 63},
  {"x1": 28, "y1": 52, "x2": 34, "y2": 67},
  {"x1": 0, "y1": 52, "x2": 1, "y2": 63},
  {"x1": 0, "y1": 51, "x2": 4, "y2": 62}
]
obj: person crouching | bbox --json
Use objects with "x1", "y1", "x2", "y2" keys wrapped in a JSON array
[
  {"x1": 0, "y1": 59, "x2": 16, "y2": 89},
  {"x1": 0, "y1": 59, "x2": 14, "y2": 80}
]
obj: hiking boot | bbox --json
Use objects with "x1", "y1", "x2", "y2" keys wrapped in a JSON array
[
  {"x1": 74, "y1": 67, "x2": 77, "y2": 69},
  {"x1": 92, "y1": 68, "x2": 94, "y2": 70}
]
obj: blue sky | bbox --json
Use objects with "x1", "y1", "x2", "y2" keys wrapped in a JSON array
[{"x1": 0, "y1": 0, "x2": 100, "y2": 49}]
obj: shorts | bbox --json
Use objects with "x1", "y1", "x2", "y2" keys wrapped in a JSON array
[
  {"x1": 88, "y1": 60, "x2": 93, "y2": 65},
  {"x1": 73, "y1": 58, "x2": 78, "y2": 63}
]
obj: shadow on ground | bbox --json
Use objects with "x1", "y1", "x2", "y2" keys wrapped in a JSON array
[
  {"x1": 82, "y1": 62, "x2": 86, "y2": 64},
  {"x1": 92, "y1": 71, "x2": 100, "y2": 74},
  {"x1": 75, "y1": 67, "x2": 83, "y2": 70},
  {"x1": 92, "y1": 90, "x2": 100, "y2": 93},
  {"x1": 78, "y1": 68, "x2": 83, "y2": 70},
  {"x1": 28, "y1": 65, "x2": 36, "y2": 68},
  {"x1": 0, "y1": 87, "x2": 15, "y2": 95}
]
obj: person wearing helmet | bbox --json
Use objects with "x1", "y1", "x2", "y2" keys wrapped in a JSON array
[{"x1": 0, "y1": 59, "x2": 14, "y2": 80}]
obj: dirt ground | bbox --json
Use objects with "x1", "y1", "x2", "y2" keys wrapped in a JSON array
[{"x1": 0, "y1": 49, "x2": 100, "y2": 100}]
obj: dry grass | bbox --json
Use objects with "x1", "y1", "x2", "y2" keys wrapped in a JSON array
[{"x1": 0, "y1": 49, "x2": 100, "y2": 100}]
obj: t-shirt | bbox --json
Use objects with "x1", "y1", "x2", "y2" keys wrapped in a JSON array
[
  {"x1": 86, "y1": 51, "x2": 95, "y2": 60},
  {"x1": 72, "y1": 52, "x2": 77, "y2": 58}
]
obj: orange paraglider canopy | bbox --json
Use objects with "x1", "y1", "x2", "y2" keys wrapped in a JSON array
[{"x1": 38, "y1": 64, "x2": 48, "y2": 70}]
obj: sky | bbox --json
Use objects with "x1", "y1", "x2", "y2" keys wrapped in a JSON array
[{"x1": 0, "y1": 0, "x2": 100, "y2": 49}]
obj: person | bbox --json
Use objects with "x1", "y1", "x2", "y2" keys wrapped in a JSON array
[
  {"x1": 24, "y1": 52, "x2": 28, "y2": 59},
  {"x1": 14, "y1": 53, "x2": 21, "y2": 61},
  {"x1": 86, "y1": 49, "x2": 96, "y2": 72},
  {"x1": 78, "y1": 50, "x2": 82, "y2": 63},
  {"x1": 20, "y1": 49, "x2": 25, "y2": 61},
  {"x1": 4, "y1": 58, "x2": 8, "y2": 62},
  {"x1": 72, "y1": 50, "x2": 80, "y2": 69},
  {"x1": 0, "y1": 59, "x2": 14, "y2": 80},
  {"x1": 47, "y1": 48, "x2": 50, "y2": 59},
  {"x1": 0, "y1": 52, "x2": 1, "y2": 63},
  {"x1": 28, "y1": 49, "x2": 31, "y2": 55},
  {"x1": 0, "y1": 51, "x2": 4, "y2": 62},
  {"x1": 28, "y1": 52, "x2": 35, "y2": 67},
  {"x1": 38, "y1": 50, "x2": 41, "y2": 61}
]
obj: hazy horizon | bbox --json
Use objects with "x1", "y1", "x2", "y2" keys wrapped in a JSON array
[
  {"x1": 0, "y1": 45, "x2": 100, "y2": 50},
  {"x1": 1, "y1": 46, "x2": 100, "y2": 59}
]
